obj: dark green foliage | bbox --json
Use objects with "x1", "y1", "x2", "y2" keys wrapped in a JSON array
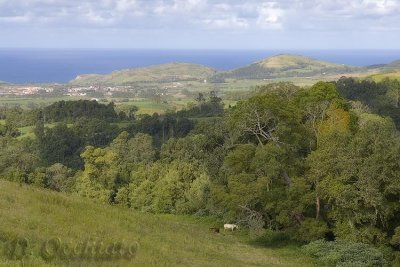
[
  {"x1": 177, "y1": 92, "x2": 224, "y2": 117},
  {"x1": 290, "y1": 219, "x2": 329, "y2": 243},
  {"x1": 127, "y1": 112, "x2": 194, "y2": 149},
  {"x1": 73, "y1": 117, "x2": 119, "y2": 147},
  {"x1": 43, "y1": 100, "x2": 118, "y2": 122},
  {"x1": 0, "y1": 106, "x2": 37, "y2": 127},
  {"x1": 36, "y1": 123, "x2": 83, "y2": 169},
  {"x1": 337, "y1": 77, "x2": 400, "y2": 128},
  {"x1": 0, "y1": 123, "x2": 20, "y2": 137}
]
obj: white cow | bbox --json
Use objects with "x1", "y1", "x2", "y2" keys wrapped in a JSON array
[{"x1": 224, "y1": 224, "x2": 239, "y2": 231}]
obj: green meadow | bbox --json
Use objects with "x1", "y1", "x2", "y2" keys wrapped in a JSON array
[
  {"x1": 0, "y1": 180, "x2": 315, "y2": 267},
  {"x1": 366, "y1": 71, "x2": 400, "y2": 82}
]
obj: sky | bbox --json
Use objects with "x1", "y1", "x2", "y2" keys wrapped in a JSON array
[{"x1": 0, "y1": 0, "x2": 399, "y2": 49}]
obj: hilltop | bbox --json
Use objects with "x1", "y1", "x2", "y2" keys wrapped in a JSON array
[
  {"x1": 50, "y1": 54, "x2": 400, "y2": 88},
  {"x1": 381, "y1": 60, "x2": 400, "y2": 70},
  {"x1": 69, "y1": 54, "x2": 364, "y2": 87},
  {"x1": 0, "y1": 180, "x2": 314, "y2": 266},
  {"x1": 69, "y1": 63, "x2": 216, "y2": 86},
  {"x1": 364, "y1": 59, "x2": 400, "y2": 81},
  {"x1": 212, "y1": 54, "x2": 360, "y2": 80}
]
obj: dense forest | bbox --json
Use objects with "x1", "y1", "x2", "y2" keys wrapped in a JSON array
[{"x1": 1, "y1": 78, "x2": 400, "y2": 265}]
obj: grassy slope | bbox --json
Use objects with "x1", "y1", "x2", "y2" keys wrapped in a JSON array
[
  {"x1": 219, "y1": 54, "x2": 360, "y2": 80},
  {"x1": 381, "y1": 60, "x2": 400, "y2": 70},
  {"x1": 256, "y1": 54, "x2": 344, "y2": 69},
  {"x1": 70, "y1": 63, "x2": 216, "y2": 85},
  {"x1": 366, "y1": 71, "x2": 400, "y2": 82},
  {"x1": 0, "y1": 180, "x2": 315, "y2": 267}
]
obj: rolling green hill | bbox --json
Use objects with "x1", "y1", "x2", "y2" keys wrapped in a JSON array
[
  {"x1": 381, "y1": 60, "x2": 400, "y2": 70},
  {"x1": 68, "y1": 55, "x2": 400, "y2": 87},
  {"x1": 362, "y1": 60, "x2": 400, "y2": 81},
  {"x1": 212, "y1": 54, "x2": 361, "y2": 80},
  {"x1": 366, "y1": 71, "x2": 400, "y2": 82},
  {"x1": 0, "y1": 180, "x2": 315, "y2": 267},
  {"x1": 69, "y1": 63, "x2": 216, "y2": 86}
]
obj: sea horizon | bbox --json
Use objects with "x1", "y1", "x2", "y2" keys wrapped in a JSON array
[{"x1": 1, "y1": 49, "x2": 399, "y2": 84}]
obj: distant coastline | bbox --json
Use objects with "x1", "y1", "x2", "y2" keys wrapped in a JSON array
[{"x1": 0, "y1": 49, "x2": 400, "y2": 84}]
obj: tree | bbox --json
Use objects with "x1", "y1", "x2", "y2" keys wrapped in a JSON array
[
  {"x1": 0, "y1": 137, "x2": 39, "y2": 183},
  {"x1": 73, "y1": 117, "x2": 119, "y2": 147},
  {"x1": 195, "y1": 93, "x2": 206, "y2": 106},
  {"x1": 45, "y1": 163, "x2": 74, "y2": 192},
  {"x1": 110, "y1": 131, "x2": 155, "y2": 185},
  {"x1": 36, "y1": 123, "x2": 82, "y2": 169},
  {"x1": 308, "y1": 112, "x2": 400, "y2": 244},
  {"x1": 75, "y1": 146, "x2": 119, "y2": 203},
  {"x1": 383, "y1": 78, "x2": 400, "y2": 108}
]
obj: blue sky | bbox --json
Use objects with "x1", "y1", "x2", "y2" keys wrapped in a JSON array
[{"x1": 0, "y1": 0, "x2": 399, "y2": 49}]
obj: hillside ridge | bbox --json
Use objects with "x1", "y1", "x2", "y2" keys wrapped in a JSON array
[
  {"x1": 70, "y1": 62, "x2": 216, "y2": 85},
  {"x1": 69, "y1": 54, "x2": 400, "y2": 85}
]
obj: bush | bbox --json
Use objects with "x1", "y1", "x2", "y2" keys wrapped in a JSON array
[
  {"x1": 303, "y1": 239, "x2": 389, "y2": 267},
  {"x1": 291, "y1": 218, "x2": 329, "y2": 243}
]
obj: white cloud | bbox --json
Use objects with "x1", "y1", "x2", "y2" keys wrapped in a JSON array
[
  {"x1": 362, "y1": 0, "x2": 399, "y2": 17},
  {"x1": 257, "y1": 2, "x2": 284, "y2": 29},
  {"x1": 311, "y1": 0, "x2": 400, "y2": 19},
  {"x1": 172, "y1": 0, "x2": 206, "y2": 12},
  {"x1": 203, "y1": 16, "x2": 249, "y2": 29},
  {"x1": 0, "y1": 15, "x2": 31, "y2": 23},
  {"x1": 0, "y1": 0, "x2": 399, "y2": 32}
]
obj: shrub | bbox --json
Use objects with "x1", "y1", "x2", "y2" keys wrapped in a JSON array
[
  {"x1": 303, "y1": 239, "x2": 389, "y2": 267},
  {"x1": 291, "y1": 218, "x2": 329, "y2": 243}
]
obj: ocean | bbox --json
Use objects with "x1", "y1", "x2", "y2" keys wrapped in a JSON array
[{"x1": 0, "y1": 49, "x2": 399, "y2": 84}]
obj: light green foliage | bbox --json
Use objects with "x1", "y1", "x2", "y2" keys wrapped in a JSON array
[
  {"x1": 75, "y1": 146, "x2": 119, "y2": 203},
  {"x1": 152, "y1": 160, "x2": 209, "y2": 214},
  {"x1": 129, "y1": 179, "x2": 155, "y2": 211},
  {"x1": 383, "y1": 79, "x2": 400, "y2": 108},
  {"x1": 160, "y1": 134, "x2": 209, "y2": 163},
  {"x1": 115, "y1": 159, "x2": 210, "y2": 214},
  {"x1": 223, "y1": 144, "x2": 256, "y2": 174},
  {"x1": 110, "y1": 131, "x2": 155, "y2": 185},
  {"x1": 179, "y1": 173, "x2": 210, "y2": 214},
  {"x1": 0, "y1": 137, "x2": 38, "y2": 183},
  {"x1": 307, "y1": 112, "x2": 400, "y2": 244},
  {"x1": 303, "y1": 239, "x2": 388, "y2": 267},
  {"x1": 251, "y1": 143, "x2": 291, "y2": 182}
]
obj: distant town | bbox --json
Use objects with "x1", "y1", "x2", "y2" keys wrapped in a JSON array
[{"x1": 0, "y1": 83, "x2": 177, "y2": 101}]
